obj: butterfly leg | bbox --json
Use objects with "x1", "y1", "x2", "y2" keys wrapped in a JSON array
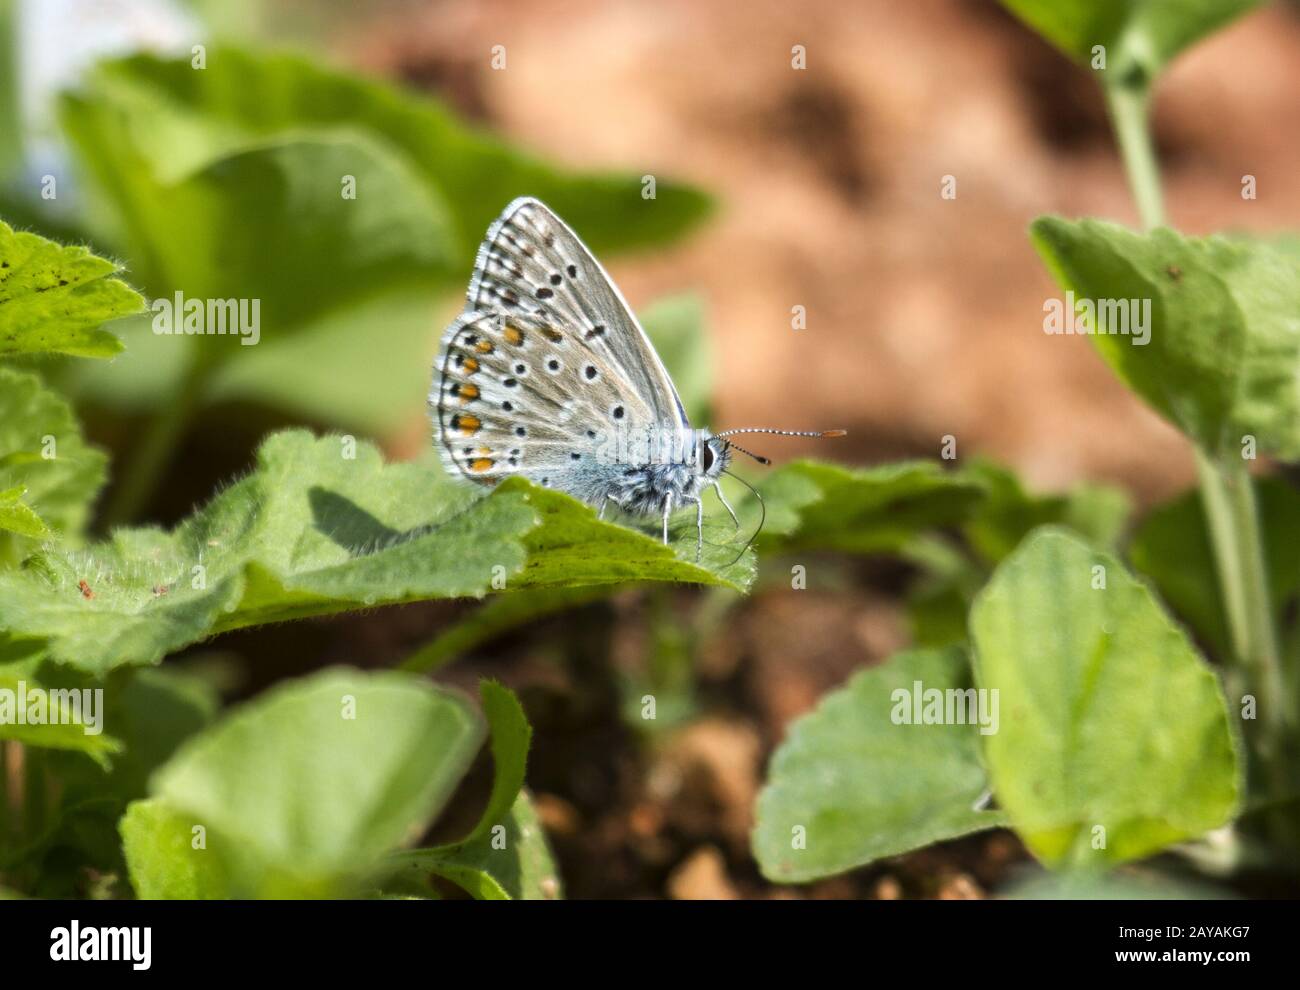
[
  {"x1": 661, "y1": 491, "x2": 673, "y2": 545},
  {"x1": 692, "y1": 496, "x2": 704, "y2": 562},
  {"x1": 710, "y1": 481, "x2": 740, "y2": 530},
  {"x1": 599, "y1": 495, "x2": 621, "y2": 521}
]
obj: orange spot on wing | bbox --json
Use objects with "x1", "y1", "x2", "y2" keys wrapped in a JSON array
[
  {"x1": 475, "y1": 339, "x2": 494, "y2": 354},
  {"x1": 462, "y1": 357, "x2": 479, "y2": 373},
  {"x1": 450, "y1": 414, "x2": 481, "y2": 435},
  {"x1": 458, "y1": 384, "x2": 479, "y2": 402},
  {"x1": 540, "y1": 326, "x2": 563, "y2": 342},
  {"x1": 470, "y1": 458, "x2": 495, "y2": 473},
  {"x1": 504, "y1": 325, "x2": 524, "y2": 346}
]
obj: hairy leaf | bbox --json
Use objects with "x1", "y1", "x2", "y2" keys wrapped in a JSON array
[{"x1": 0, "y1": 220, "x2": 143, "y2": 359}]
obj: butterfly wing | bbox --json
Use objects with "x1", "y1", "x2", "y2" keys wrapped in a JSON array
[
  {"x1": 432, "y1": 198, "x2": 688, "y2": 498},
  {"x1": 467, "y1": 197, "x2": 689, "y2": 429}
]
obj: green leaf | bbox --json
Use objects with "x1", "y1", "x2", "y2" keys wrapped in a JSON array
[
  {"x1": 0, "y1": 480, "x2": 258, "y2": 674},
  {"x1": 1128, "y1": 477, "x2": 1300, "y2": 659},
  {"x1": 139, "y1": 668, "x2": 486, "y2": 897},
  {"x1": 970, "y1": 527, "x2": 1240, "y2": 869},
  {"x1": 961, "y1": 458, "x2": 1131, "y2": 564},
  {"x1": 0, "y1": 430, "x2": 749, "y2": 674},
  {"x1": 79, "y1": 47, "x2": 711, "y2": 260},
  {"x1": 0, "y1": 367, "x2": 107, "y2": 564},
  {"x1": 1032, "y1": 217, "x2": 1300, "y2": 462},
  {"x1": 757, "y1": 460, "x2": 985, "y2": 556},
  {"x1": 753, "y1": 647, "x2": 1006, "y2": 883},
  {"x1": 463, "y1": 681, "x2": 531, "y2": 845},
  {"x1": 640, "y1": 293, "x2": 712, "y2": 426},
  {"x1": 59, "y1": 85, "x2": 456, "y2": 358},
  {"x1": 119, "y1": 797, "x2": 231, "y2": 899},
  {"x1": 0, "y1": 486, "x2": 49, "y2": 540},
  {"x1": 390, "y1": 791, "x2": 562, "y2": 901},
  {"x1": 1001, "y1": 0, "x2": 1263, "y2": 84},
  {"x1": 507, "y1": 478, "x2": 754, "y2": 592},
  {"x1": 0, "y1": 220, "x2": 144, "y2": 359},
  {"x1": 386, "y1": 681, "x2": 561, "y2": 899}
]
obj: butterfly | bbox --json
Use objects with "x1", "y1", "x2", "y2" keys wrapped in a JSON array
[{"x1": 430, "y1": 197, "x2": 844, "y2": 561}]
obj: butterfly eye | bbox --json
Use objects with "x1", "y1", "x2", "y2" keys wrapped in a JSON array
[{"x1": 703, "y1": 444, "x2": 715, "y2": 472}]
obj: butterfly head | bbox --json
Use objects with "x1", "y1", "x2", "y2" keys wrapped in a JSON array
[{"x1": 695, "y1": 433, "x2": 732, "y2": 480}]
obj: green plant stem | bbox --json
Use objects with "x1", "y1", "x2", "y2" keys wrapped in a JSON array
[
  {"x1": 1105, "y1": 83, "x2": 1165, "y2": 230},
  {"x1": 102, "y1": 359, "x2": 209, "y2": 529},
  {"x1": 1197, "y1": 451, "x2": 1290, "y2": 735},
  {"x1": 1109, "y1": 77, "x2": 1293, "y2": 816}
]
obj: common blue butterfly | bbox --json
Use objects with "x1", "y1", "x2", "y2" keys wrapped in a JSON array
[{"x1": 431, "y1": 198, "x2": 844, "y2": 560}]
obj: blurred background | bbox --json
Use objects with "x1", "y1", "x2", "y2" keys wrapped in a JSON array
[{"x1": 4, "y1": 0, "x2": 1299, "y2": 898}]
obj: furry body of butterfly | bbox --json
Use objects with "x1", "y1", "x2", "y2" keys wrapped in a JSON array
[{"x1": 431, "y1": 197, "x2": 839, "y2": 560}]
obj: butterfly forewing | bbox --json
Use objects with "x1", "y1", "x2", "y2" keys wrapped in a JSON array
[{"x1": 467, "y1": 198, "x2": 688, "y2": 429}]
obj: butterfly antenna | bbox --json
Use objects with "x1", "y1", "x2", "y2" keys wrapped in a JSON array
[
  {"x1": 720, "y1": 469, "x2": 765, "y2": 569},
  {"x1": 724, "y1": 440, "x2": 771, "y2": 465},
  {"x1": 712, "y1": 428, "x2": 845, "y2": 467},
  {"x1": 713, "y1": 428, "x2": 848, "y2": 439}
]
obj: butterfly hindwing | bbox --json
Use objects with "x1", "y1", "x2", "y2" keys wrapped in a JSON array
[{"x1": 434, "y1": 309, "x2": 647, "y2": 491}]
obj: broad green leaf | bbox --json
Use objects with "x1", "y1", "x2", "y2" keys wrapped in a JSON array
[
  {"x1": 0, "y1": 367, "x2": 107, "y2": 564},
  {"x1": 390, "y1": 791, "x2": 562, "y2": 901},
  {"x1": 1128, "y1": 477, "x2": 1300, "y2": 659},
  {"x1": 119, "y1": 797, "x2": 231, "y2": 899},
  {"x1": 753, "y1": 647, "x2": 1006, "y2": 883},
  {"x1": 0, "y1": 486, "x2": 49, "y2": 539},
  {"x1": 641, "y1": 293, "x2": 712, "y2": 426},
  {"x1": 147, "y1": 668, "x2": 486, "y2": 897},
  {"x1": 960, "y1": 459, "x2": 1131, "y2": 564},
  {"x1": 80, "y1": 47, "x2": 712, "y2": 260},
  {"x1": 59, "y1": 80, "x2": 456, "y2": 359},
  {"x1": 757, "y1": 460, "x2": 985, "y2": 556},
  {"x1": 0, "y1": 430, "x2": 748, "y2": 674},
  {"x1": 970, "y1": 527, "x2": 1240, "y2": 869},
  {"x1": 1032, "y1": 217, "x2": 1300, "y2": 462},
  {"x1": 1001, "y1": 0, "x2": 1263, "y2": 84},
  {"x1": 0, "y1": 220, "x2": 143, "y2": 359}
]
